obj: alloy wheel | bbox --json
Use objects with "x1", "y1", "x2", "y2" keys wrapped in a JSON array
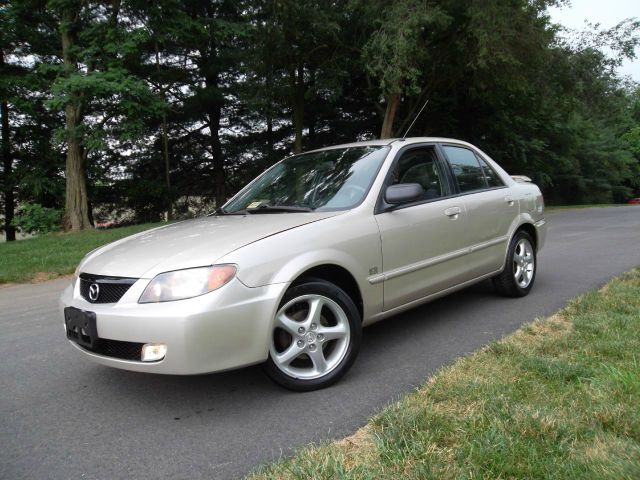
[
  {"x1": 270, "y1": 294, "x2": 350, "y2": 380},
  {"x1": 513, "y1": 238, "x2": 535, "y2": 288}
]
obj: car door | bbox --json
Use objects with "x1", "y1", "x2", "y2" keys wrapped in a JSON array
[
  {"x1": 440, "y1": 144, "x2": 515, "y2": 277},
  {"x1": 374, "y1": 144, "x2": 471, "y2": 311}
]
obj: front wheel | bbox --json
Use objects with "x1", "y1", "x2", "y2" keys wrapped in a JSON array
[
  {"x1": 265, "y1": 279, "x2": 362, "y2": 391},
  {"x1": 493, "y1": 231, "x2": 537, "y2": 297}
]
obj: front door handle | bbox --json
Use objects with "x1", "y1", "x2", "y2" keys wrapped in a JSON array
[{"x1": 444, "y1": 206, "x2": 461, "y2": 218}]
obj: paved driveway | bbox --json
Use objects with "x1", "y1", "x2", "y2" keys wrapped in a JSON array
[{"x1": 1, "y1": 206, "x2": 639, "y2": 479}]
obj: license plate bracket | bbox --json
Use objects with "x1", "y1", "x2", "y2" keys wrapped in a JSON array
[{"x1": 64, "y1": 307, "x2": 98, "y2": 349}]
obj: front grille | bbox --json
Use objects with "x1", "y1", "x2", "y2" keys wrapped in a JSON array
[
  {"x1": 79, "y1": 273, "x2": 137, "y2": 304},
  {"x1": 81, "y1": 338, "x2": 144, "y2": 361}
]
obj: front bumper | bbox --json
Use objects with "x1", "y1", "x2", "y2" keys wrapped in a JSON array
[{"x1": 59, "y1": 277, "x2": 288, "y2": 374}]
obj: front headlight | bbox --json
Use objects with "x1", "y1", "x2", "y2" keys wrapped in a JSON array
[
  {"x1": 72, "y1": 246, "x2": 102, "y2": 288},
  {"x1": 138, "y1": 265, "x2": 237, "y2": 303},
  {"x1": 71, "y1": 264, "x2": 81, "y2": 289}
]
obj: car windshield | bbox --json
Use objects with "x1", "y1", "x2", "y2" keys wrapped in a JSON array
[{"x1": 222, "y1": 146, "x2": 389, "y2": 213}]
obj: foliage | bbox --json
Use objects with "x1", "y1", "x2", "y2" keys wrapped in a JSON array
[
  {"x1": 362, "y1": 0, "x2": 449, "y2": 97},
  {"x1": 11, "y1": 202, "x2": 62, "y2": 234},
  {"x1": 1, "y1": 0, "x2": 639, "y2": 236},
  {"x1": 248, "y1": 269, "x2": 640, "y2": 479}
]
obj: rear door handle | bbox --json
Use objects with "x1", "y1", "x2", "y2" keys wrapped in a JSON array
[
  {"x1": 505, "y1": 195, "x2": 515, "y2": 206},
  {"x1": 444, "y1": 206, "x2": 461, "y2": 218}
]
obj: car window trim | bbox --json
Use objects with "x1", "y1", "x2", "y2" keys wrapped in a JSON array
[
  {"x1": 222, "y1": 145, "x2": 391, "y2": 214},
  {"x1": 314, "y1": 145, "x2": 391, "y2": 212},
  {"x1": 438, "y1": 142, "x2": 510, "y2": 195},
  {"x1": 473, "y1": 150, "x2": 507, "y2": 188},
  {"x1": 439, "y1": 142, "x2": 490, "y2": 192},
  {"x1": 374, "y1": 142, "x2": 457, "y2": 215},
  {"x1": 434, "y1": 143, "x2": 459, "y2": 194},
  {"x1": 432, "y1": 184, "x2": 510, "y2": 201}
]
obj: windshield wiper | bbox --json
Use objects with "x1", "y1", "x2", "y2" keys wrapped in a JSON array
[
  {"x1": 208, "y1": 207, "x2": 245, "y2": 216},
  {"x1": 246, "y1": 205, "x2": 313, "y2": 214}
]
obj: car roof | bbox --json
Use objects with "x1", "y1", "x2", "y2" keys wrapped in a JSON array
[{"x1": 306, "y1": 137, "x2": 476, "y2": 153}]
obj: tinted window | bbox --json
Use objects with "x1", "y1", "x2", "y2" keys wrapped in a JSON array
[
  {"x1": 442, "y1": 146, "x2": 486, "y2": 193},
  {"x1": 392, "y1": 147, "x2": 446, "y2": 200},
  {"x1": 478, "y1": 157, "x2": 504, "y2": 187}
]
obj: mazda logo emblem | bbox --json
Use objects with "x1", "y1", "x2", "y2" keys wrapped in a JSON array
[{"x1": 88, "y1": 283, "x2": 100, "y2": 302}]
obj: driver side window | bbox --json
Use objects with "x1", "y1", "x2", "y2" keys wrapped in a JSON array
[{"x1": 392, "y1": 147, "x2": 446, "y2": 201}]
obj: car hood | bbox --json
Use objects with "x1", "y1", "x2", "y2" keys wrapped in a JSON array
[{"x1": 79, "y1": 212, "x2": 342, "y2": 279}]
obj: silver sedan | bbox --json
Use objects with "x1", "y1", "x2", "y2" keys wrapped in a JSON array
[{"x1": 60, "y1": 137, "x2": 546, "y2": 390}]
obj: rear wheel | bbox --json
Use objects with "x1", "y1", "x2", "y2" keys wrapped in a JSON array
[
  {"x1": 265, "y1": 279, "x2": 361, "y2": 391},
  {"x1": 493, "y1": 230, "x2": 536, "y2": 297}
]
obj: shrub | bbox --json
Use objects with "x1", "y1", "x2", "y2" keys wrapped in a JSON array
[{"x1": 11, "y1": 203, "x2": 62, "y2": 235}]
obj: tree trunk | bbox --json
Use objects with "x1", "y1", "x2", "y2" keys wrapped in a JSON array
[
  {"x1": 1, "y1": 55, "x2": 16, "y2": 241},
  {"x1": 208, "y1": 103, "x2": 225, "y2": 207},
  {"x1": 380, "y1": 93, "x2": 400, "y2": 139},
  {"x1": 265, "y1": 66, "x2": 274, "y2": 162},
  {"x1": 155, "y1": 42, "x2": 172, "y2": 220},
  {"x1": 308, "y1": 67, "x2": 316, "y2": 149},
  {"x1": 202, "y1": 64, "x2": 225, "y2": 206},
  {"x1": 267, "y1": 114, "x2": 274, "y2": 160},
  {"x1": 64, "y1": 104, "x2": 91, "y2": 231},
  {"x1": 289, "y1": 65, "x2": 305, "y2": 154},
  {"x1": 308, "y1": 111, "x2": 316, "y2": 149},
  {"x1": 60, "y1": 8, "x2": 91, "y2": 231},
  {"x1": 161, "y1": 115, "x2": 172, "y2": 220},
  {"x1": 199, "y1": 4, "x2": 226, "y2": 207}
]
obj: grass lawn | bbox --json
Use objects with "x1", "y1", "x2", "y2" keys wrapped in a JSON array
[
  {"x1": 0, "y1": 222, "x2": 165, "y2": 284},
  {"x1": 546, "y1": 204, "x2": 629, "y2": 211},
  {"x1": 249, "y1": 269, "x2": 640, "y2": 479}
]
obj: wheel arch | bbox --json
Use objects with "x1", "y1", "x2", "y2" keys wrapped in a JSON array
[
  {"x1": 291, "y1": 264, "x2": 364, "y2": 320},
  {"x1": 498, "y1": 220, "x2": 539, "y2": 273},
  {"x1": 515, "y1": 222, "x2": 537, "y2": 250},
  {"x1": 493, "y1": 221, "x2": 538, "y2": 297}
]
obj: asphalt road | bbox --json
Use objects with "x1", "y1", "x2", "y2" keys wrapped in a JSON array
[{"x1": 1, "y1": 206, "x2": 639, "y2": 480}]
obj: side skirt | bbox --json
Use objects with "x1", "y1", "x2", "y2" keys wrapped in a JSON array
[{"x1": 362, "y1": 267, "x2": 503, "y2": 327}]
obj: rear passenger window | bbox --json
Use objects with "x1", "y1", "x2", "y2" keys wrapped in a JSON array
[
  {"x1": 478, "y1": 157, "x2": 504, "y2": 187},
  {"x1": 442, "y1": 145, "x2": 486, "y2": 193}
]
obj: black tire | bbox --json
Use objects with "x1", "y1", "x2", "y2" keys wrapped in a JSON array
[
  {"x1": 264, "y1": 278, "x2": 362, "y2": 391},
  {"x1": 493, "y1": 230, "x2": 537, "y2": 297}
]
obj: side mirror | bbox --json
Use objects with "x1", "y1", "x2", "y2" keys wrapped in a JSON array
[{"x1": 385, "y1": 183, "x2": 424, "y2": 205}]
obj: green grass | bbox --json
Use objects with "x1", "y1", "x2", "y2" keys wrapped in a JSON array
[
  {"x1": 248, "y1": 269, "x2": 640, "y2": 480},
  {"x1": 0, "y1": 222, "x2": 166, "y2": 284},
  {"x1": 546, "y1": 204, "x2": 628, "y2": 211}
]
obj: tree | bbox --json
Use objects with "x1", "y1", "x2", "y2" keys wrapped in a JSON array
[
  {"x1": 251, "y1": 0, "x2": 343, "y2": 153},
  {"x1": 0, "y1": 4, "x2": 18, "y2": 241},
  {"x1": 1, "y1": 0, "x2": 62, "y2": 239},
  {"x1": 0, "y1": 49, "x2": 15, "y2": 241},
  {"x1": 48, "y1": 0, "x2": 162, "y2": 230},
  {"x1": 56, "y1": 0, "x2": 92, "y2": 230},
  {"x1": 1, "y1": 0, "x2": 639, "y2": 231},
  {"x1": 358, "y1": 0, "x2": 449, "y2": 138}
]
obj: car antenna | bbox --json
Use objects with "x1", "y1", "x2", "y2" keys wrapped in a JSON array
[{"x1": 402, "y1": 99, "x2": 430, "y2": 140}]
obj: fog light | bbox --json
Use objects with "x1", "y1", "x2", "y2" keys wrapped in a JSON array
[{"x1": 141, "y1": 343, "x2": 167, "y2": 362}]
